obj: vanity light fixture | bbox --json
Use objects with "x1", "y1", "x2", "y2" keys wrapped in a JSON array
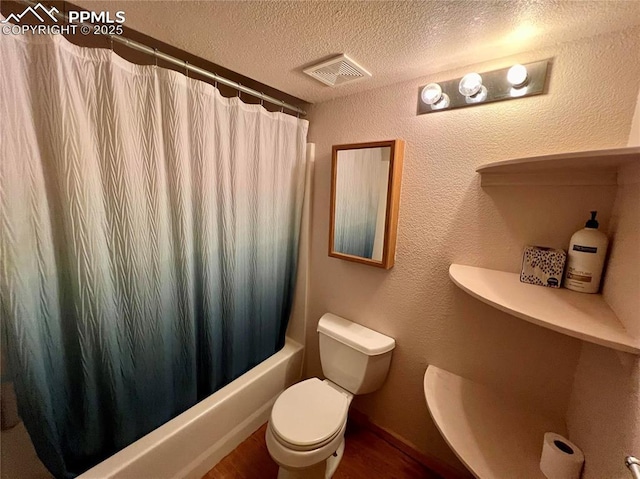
[
  {"x1": 417, "y1": 59, "x2": 549, "y2": 115},
  {"x1": 507, "y1": 64, "x2": 528, "y2": 88},
  {"x1": 431, "y1": 93, "x2": 450, "y2": 110},
  {"x1": 459, "y1": 73, "x2": 483, "y2": 97},
  {"x1": 465, "y1": 85, "x2": 488, "y2": 104},
  {"x1": 510, "y1": 86, "x2": 528, "y2": 97},
  {"x1": 421, "y1": 83, "x2": 443, "y2": 105}
]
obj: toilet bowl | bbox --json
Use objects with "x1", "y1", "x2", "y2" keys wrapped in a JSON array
[
  {"x1": 266, "y1": 313, "x2": 395, "y2": 479},
  {"x1": 266, "y1": 378, "x2": 351, "y2": 479}
]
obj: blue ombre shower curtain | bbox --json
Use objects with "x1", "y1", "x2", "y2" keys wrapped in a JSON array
[{"x1": 0, "y1": 27, "x2": 307, "y2": 479}]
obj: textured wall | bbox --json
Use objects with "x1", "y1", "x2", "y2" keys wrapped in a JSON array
[
  {"x1": 628, "y1": 90, "x2": 640, "y2": 147},
  {"x1": 306, "y1": 27, "x2": 640, "y2": 473},
  {"x1": 565, "y1": 132, "x2": 640, "y2": 477},
  {"x1": 567, "y1": 343, "x2": 639, "y2": 479}
]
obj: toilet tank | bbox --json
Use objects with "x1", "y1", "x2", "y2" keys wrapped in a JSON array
[{"x1": 317, "y1": 313, "x2": 395, "y2": 395}]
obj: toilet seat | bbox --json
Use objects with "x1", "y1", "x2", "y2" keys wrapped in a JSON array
[{"x1": 270, "y1": 378, "x2": 349, "y2": 451}]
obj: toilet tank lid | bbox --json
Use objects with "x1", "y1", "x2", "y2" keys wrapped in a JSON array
[{"x1": 317, "y1": 313, "x2": 395, "y2": 355}]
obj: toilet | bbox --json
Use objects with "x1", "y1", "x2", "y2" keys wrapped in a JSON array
[{"x1": 266, "y1": 313, "x2": 395, "y2": 479}]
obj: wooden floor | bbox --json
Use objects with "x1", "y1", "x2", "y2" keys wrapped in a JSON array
[{"x1": 203, "y1": 422, "x2": 443, "y2": 479}]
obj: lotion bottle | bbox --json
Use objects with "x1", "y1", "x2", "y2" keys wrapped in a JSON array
[{"x1": 564, "y1": 211, "x2": 608, "y2": 293}]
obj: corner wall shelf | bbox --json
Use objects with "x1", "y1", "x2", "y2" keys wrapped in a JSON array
[
  {"x1": 449, "y1": 264, "x2": 639, "y2": 354},
  {"x1": 476, "y1": 146, "x2": 640, "y2": 186},
  {"x1": 424, "y1": 365, "x2": 565, "y2": 479}
]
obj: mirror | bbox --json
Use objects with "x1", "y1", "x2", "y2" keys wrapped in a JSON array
[{"x1": 329, "y1": 140, "x2": 404, "y2": 269}]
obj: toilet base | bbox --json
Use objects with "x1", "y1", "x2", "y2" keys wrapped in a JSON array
[
  {"x1": 325, "y1": 439, "x2": 345, "y2": 478},
  {"x1": 276, "y1": 439, "x2": 345, "y2": 479}
]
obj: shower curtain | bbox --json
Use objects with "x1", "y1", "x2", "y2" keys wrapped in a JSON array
[{"x1": 0, "y1": 28, "x2": 308, "y2": 479}]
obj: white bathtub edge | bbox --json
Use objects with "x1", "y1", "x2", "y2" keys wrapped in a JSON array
[
  {"x1": 178, "y1": 395, "x2": 277, "y2": 479},
  {"x1": 79, "y1": 338, "x2": 303, "y2": 479}
]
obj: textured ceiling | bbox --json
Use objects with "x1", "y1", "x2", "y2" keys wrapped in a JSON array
[{"x1": 73, "y1": 1, "x2": 640, "y2": 104}]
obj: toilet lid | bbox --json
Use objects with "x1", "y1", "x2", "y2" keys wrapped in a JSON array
[{"x1": 270, "y1": 378, "x2": 349, "y2": 450}]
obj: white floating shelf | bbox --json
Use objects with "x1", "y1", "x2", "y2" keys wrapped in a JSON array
[
  {"x1": 424, "y1": 366, "x2": 565, "y2": 479},
  {"x1": 449, "y1": 264, "x2": 639, "y2": 354},
  {"x1": 476, "y1": 146, "x2": 640, "y2": 186}
]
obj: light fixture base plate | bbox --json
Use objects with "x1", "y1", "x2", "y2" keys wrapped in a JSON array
[{"x1": 417, "y1": 59, "x2": 549, "y2": 114}]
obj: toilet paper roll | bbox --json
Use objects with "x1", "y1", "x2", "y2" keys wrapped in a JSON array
[{"x1": 540, "y1": 432, "x2": 584, "y2": 479}]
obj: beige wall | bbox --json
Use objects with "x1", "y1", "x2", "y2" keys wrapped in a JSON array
[
  {"x1": 305, "y1": 27, "x2": 640, "y2": 473},
  {"x1": 564, "y1": 163, "x2": 640, "y2": 477},
  {"x1": 628, "y1": 90, "x2": 640, "y2": 147}
]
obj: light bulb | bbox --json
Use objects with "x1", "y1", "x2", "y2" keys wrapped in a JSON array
[
  {"x1": 459, "y1": 73, "x2": 482, "y2": 97},
  {"x1": 510, "y1": 86, "x2": 528, "y2": 97},
  {"x1": 507, "y1": 64, "x2": 528, "y2": 88},
  {"x1": 431, "y1": 93, "x2": 450, "y2": 110},
  {"x1": 465, "y1": 85, "x2": 488, "y2": 104},
  {"x1": 421, "y1": 83, "x2": 443, "y2": 105}
]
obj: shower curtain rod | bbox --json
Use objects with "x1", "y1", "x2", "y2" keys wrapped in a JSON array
[{"x1": 17, "y1": 0, "x2": 308, "y2": 116}]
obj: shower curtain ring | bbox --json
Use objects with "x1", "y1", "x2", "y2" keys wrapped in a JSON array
[
  {"x1": 109, "y1": 36, "x2": 113, "y2": 52},
  {"x1": 185, "y1": 61, "x2": 189, "y2": 78},
  {"x1": 281, "y1": 101, "x2": 285, "y2": 113},
  {"x1": 260, "y1": 93, "x2": 264, "y2": 107},
  {"x1": 153, "y1": 48, "x2": 158, "y2": 68},
  {"x1": 238, "y1": 84, "x2": 242, "y2": 99},
  {"x1": 214, "y1": 74, "x2": 218, "y2": 90}
]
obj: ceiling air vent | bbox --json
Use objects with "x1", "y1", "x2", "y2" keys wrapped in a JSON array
[{"x1": 303, "y1": 54, "x2": 371, "y2": 87}]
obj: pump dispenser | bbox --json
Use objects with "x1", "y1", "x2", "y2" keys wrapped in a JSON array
[
  {"x1": 585, "y1": 211, "x2": 599, "y2": 229},
  {"x1": 564, "y1": 211, "x2": 608, "y2": 293}
]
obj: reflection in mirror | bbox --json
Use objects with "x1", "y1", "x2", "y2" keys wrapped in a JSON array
[
  {"x1": 334, "y1": 147, "x2": 390, "y2": 261},
  {"x1": 329, "y1": 140, "x2": 404, "y2": 269}
]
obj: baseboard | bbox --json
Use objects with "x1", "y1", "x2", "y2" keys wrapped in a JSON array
[{"x1": 348, "y1": 409, "x2": 469, "y2": 479}]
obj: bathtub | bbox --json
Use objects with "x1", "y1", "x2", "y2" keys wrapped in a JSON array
[{"x1": 79, "y1": 338, "x2": 304, "y2": 479}]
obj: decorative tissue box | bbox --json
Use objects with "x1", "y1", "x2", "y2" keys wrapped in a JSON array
[{"x1": 520, "y1": 246, "x2": 566, "y2": 288}]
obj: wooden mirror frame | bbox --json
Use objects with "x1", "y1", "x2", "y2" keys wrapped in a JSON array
[{"x1": 329, "y1": 139, "x2": 404, "y2": 269}]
